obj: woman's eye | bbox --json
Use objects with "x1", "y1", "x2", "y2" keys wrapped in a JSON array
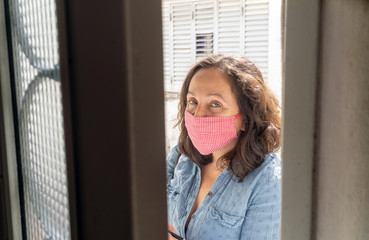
[
  {"x1": 187, "y1": 100, "x2": 197, "y2": 105},
  {"x1": 211, "y1": 102, "x2": 221, "y2": 108}
]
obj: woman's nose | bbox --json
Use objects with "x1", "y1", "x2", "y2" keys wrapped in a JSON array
[{"x1": 193, "y1": 104, "x2": 208, "y2": 117}]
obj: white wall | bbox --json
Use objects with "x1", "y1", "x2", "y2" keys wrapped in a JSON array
[{"x1": 164, "y1": 92, "x2": 180, "y2": 155}]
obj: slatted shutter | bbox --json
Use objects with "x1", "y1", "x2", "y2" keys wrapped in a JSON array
[
  {"x1": 164, "y1": 0, "x2": 271, "y2": 90},
  {"x1": 162, "y1": 1, "x2": 171, "y2": 88},
  {"x1": 171, "y1": 3, "x2": 192, "y2": 85},
  {"x1": 217, "y1": 0, "x2": 242, "y2": 55},
  {"x1": 194, "y1": 1, "x2": 214, "y2": 62},
  {"x1": 244, "y1": 0, "x2": 269, "y2": 81}
]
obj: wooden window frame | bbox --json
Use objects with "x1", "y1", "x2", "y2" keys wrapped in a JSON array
[
  {"x1": 0, "y1": 0, "x2": 23, "y2": 239},
  {"x1": 281, "y1": 0, "x2": 320, "y2": 239}
]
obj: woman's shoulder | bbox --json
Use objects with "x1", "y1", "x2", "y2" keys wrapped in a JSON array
[
  {"x1": 166, "y1": 145, "x2": 179, "y2": 182},
  {"x1": 167, "y1": 144, "x2": 179, "y2": 162},
  {"x1": 258, "y1": 153, "x2": 281, "y2": 180},
  {"x1": 247, "y1": 153, "x2": 281, "y2": 181},
  {"x1": 166, "y1": 144, "x2": 195, "y2": 182},
  {"x1": 243, "y1": 153, "x2": 281, "y2": 203},
  {"x1": 166, "y1": 144, "x2": 192, "y2": 168},
  {"x1": 235, "y1": 153, "x2": 281, "y2": 196}
]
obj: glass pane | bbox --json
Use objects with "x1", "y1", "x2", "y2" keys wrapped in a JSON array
[{"x1": 7, "y1": 0, "x2": 71, "y2": 239}]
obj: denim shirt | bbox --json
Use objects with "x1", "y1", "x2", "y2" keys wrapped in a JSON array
[{"x1": 166, "y1": 145, "x2": 281, "y2": 240}]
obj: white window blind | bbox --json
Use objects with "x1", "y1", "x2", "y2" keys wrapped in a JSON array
[
  {"x1": 162, "y1": 1, "x2": 171, "y2": 86},
  {"x1": 244, "y1": 0, "x2": 269, "y2": 80},
  {"x1": 218, "y1": 0, "x2": 242, "y2": 54},
  {"x1": 163, "y1": 0, "x2": 270, "y2": 91},
  {"x1": 194, "y1": 1, "x2": 214, "y2": 62},
  {"x1": 171, "y1": 3, "x2": 192, "y2": 84}
]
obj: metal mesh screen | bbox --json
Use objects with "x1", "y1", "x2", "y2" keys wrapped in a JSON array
[{"x1": 7, "y1": 0, "x2": 71, "y2": 239}]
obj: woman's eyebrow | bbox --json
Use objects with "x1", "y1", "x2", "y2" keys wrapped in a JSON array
[
  {"x1": 207, "y1": 93, "x2": 228, "y2": 103},
  {"x1": 187, "y1": 91, "x2": 228, "y2": 103}
]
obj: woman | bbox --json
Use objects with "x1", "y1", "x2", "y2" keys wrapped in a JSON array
[{"x1": 167, "y1": 55, "x2": 281, "y2": 240}]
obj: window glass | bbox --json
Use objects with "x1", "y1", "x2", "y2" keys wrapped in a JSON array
[{"x1": 7, "y1": 0, "x2": 71, "y2": 238}]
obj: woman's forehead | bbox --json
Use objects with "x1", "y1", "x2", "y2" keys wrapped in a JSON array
[
  {"x1": 189, "y1": 69, "x2": 231, "y2": 91},
  {"x1": 192, "y1": 68, "x2": 224, "y2": 79},
  {"x1": 187, "y1": 69, "x2": 237, "y2": 105}
]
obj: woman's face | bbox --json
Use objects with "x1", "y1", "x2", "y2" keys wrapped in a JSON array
[{"x1": 186, "y1": 68, "x2": 245, "y2": 132}]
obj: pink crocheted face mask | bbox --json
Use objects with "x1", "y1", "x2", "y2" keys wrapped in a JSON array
[{"x1": 184, "y1": 110, "x2": 242, "y2": 155}]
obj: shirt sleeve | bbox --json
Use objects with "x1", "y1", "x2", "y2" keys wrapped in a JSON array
[
  {"x1": 166, "y1": 144, "x2": 179, "y2": 184},
  {"x1": 240, "y1": 159, "x2": 281, "y2": 240}
]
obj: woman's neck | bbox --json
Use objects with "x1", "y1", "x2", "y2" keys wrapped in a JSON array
[{"x1": 211, "y1": 140, "x2": 237, "y2": 163}]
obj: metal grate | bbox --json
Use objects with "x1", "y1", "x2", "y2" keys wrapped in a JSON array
[{"x1": 7, "y1": 0, "x2": 71, "y2": 239}]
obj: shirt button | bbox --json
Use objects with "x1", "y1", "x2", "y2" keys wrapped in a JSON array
[{"x1": 208, "y1": 192, "x2": 213, "y2": 196}]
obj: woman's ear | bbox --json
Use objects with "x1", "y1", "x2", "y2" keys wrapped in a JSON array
[
  {"x1": 240, "y1": 119, "x2": 246, "y2": 131},
  {"x1": 241, "y1": 123, "x2": 246, "y2": 131}
]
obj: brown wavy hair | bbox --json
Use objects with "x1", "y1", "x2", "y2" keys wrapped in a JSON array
[{"x1": 176, "y1": 55, "x2": 281, "y2": 182}]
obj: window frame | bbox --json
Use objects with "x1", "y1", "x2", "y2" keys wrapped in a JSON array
[
  {"x1": 56, "y1": 0, "x2": 168, "y2": 239},
  {"x1": 281, "y1": 0, "x2": 320, "y2": 239},
  {"x1": 0, "y1": 0, "x2": 23, "y2": 239}
]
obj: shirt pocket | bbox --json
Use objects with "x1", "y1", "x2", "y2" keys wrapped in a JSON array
[
  {"x1": 209, "y1": 206, "x2": 244, "y2": 228},
  {"x1": 198, "y1": 206, "x2": 244, "y2": 239}
]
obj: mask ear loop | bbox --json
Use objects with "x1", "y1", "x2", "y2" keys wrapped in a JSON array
[{"x1": 235, "y1": 113, "x2": 242, "y2": 119}]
